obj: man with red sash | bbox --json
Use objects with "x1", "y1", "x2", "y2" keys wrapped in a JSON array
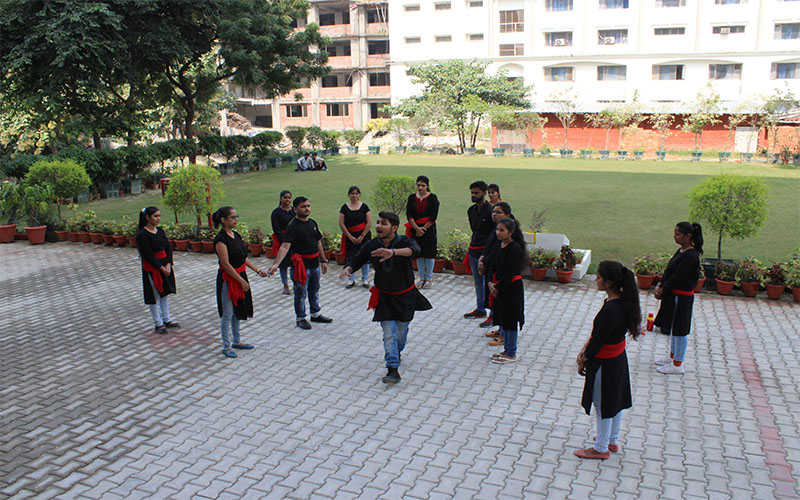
[
  {"x1": 464, "y1": 180, "x2": 494, "y2": 321},
  {"x1": 340, "y1": 211, "x2": 432, "y2": 384},
  {"x1": 268, "y1": 196, "x2": 332, "y2": 330}
]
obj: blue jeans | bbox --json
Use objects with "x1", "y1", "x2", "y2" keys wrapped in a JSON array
[
  {"x1": 593, "y1": 367, "x2": 622, "y2": 453},
  {"x1": 220, "y1": 282, "x2": 240, "y2": 350},
  {"x1": 348, "y1": 263, "x2": 370, "y2": 283},
  {"x1": 147, "y1": 275, "x2": 171, "y2": 327},
  {"x1": 381, "y1": 320, "x2": 409, "y2": 368},
  {"x1": 469, "y1": 253, "x2": 485, "y2": 312},
  {"x1": 501, "y1": 327, "x2": 518, "y2": 357},
  {"x1": 292, "y1": 266, "x2": 321, "y2": 319},
  {"x1": 670, "y1": 335, "x2": 689, "y2": 362},
  {"x1": 417, "y1": 258, "x2": 434, "y2": 281},
  {"x1": 279, "y1": 267, "x2": 289, "y2": 285}
]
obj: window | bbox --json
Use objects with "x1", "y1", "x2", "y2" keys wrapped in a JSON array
[
  {"x1": 597, "y1": 65, "x2": 627, "y2": 81},
  {"x1": 545, "y1": 67, "x2": 574, "y2": 81},
  {"x1": 469, "y1": 0, "x2": 484, "y2": 6},
  {"x1": 773, "y1": 63, "x2": 799, "y2": 79},
  {"x1": 598, "y1": 29, "x2": 628, "y2": 45},
  {"x1": 545, "y1": 32, "x2": 573, "y2": 46},
  {"x1": 712, "y1": 25, "x2": 745, "y2": 34},
  {"x1": 321, "y1": 75, "x2": 339, "y2": 87},
  {"x1": 285, "y1": 104, "x2": 307, "y2": 117},
  {"x1": 254, "y1": 115, "x2": 272, "y2": 128},
  {"x1": 499, "y1": 44, "x2": 524, "y2": 56},
  {"x1": 435, "y1": 35, "x2": 452, "y2": 42},
  {"x1": 318, "y1": 13, "x2": 336, "y2": 26},
  {"x1": 599, "y1": 0, "x2": 629, "y2": 8},
  {"x1": 499, "y1": 10, "x2": 524, "y2": 33},
  {"x1": 325, "y1": 104, "x2": 349, "y2": 117},
  {"x1": 435, "y1": 2, "x2": 451, "y2": 10},
  {"x1": 468, "y1": 33, "x2": 484, "y2": 41},
  {"x1": 369, "y1": 73, "x2": 390, "y2": 86},
  {"x1": 709, "y1": 64, "x2": 741, "y2": 79},
  {"x1": 715, "y1": 0, "x2": 744, "y2": 3},
  {"x1": 546, "y1": 0, "x2": 573, "y2": 11},
  {"x1": 370, "y1": 102, "x2": 391, "y2": 119},
  {"x1": 656, "y1": 0, "x2": 685, "y2": 6},
  {"x1": 404, "y1": 4, "x2": 420, "y2": 11},
  {"x1": 325, "y1": 44, "x2": 351, "y2": 57},
  {"x1": 775, "y1": 23, "x2": 800, "y2": 40},
  {"x1": 653, "y1": 64, "x2": 685, "y2": 80},
  {"x1": 367, "y1": 8, "x2": 387, "y2": 23},
  {"x1": 405, "y1": 36, "x2": 421, "y2": 44},
  {"x1": 368, "y1": 40, "x2": 389, "y2": 54},
  {"x1": 654, "y1": 27, "x2": 686, "y2": 35}
]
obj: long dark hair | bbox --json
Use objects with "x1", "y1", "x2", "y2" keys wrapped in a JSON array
[
  {"x1": 212, "y1": 206, "x2": 235, "y2": 228},
  {"x1": 138, "y1": 206, "x2": 159, "y2": 230},
  {"x1": 416, "y1": 175, "x2": 430, "y2": 192},
  {"x1": 496, "y1": 217, "x2": 530, "y2": 269},
  {"x1": 598, "y1": 260, "x2": 642, "y2": 340},
  {"x1": 676, "y1": 221, "x2": 704, "y2": 254},
  {"x1": 279, "y1": 190, "x2": 292, "y2": 203}
]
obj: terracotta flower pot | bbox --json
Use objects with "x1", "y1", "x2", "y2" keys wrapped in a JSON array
[
  {"x1": 202, "y1": 240, "x2": 215, "y2": 254},
  {"x1": 68, "y1": 231, "x2": 80, "y2": 242},
  {"x1": 325, "y1": 249, "x2": 334, "y2": 260},
  {"x1": 265, "y1": 247, "x2": 275, "y2": 259},
  {"x1": 190, "y1": 240, "x2": 203, "y2": 252},
  {"x1": 169, "y1": 239, "x2": 177, "y2": 250},
  {"x1": 334, "y1": 252, "x2": 346, "y2": 265},
  {"x1": 55, "y1": 231, "x2": 68, "y2": 242},
  {"x1": 653, "y1": 274, "x2": 662, "y2": 286},
  {"x1": 173, "y1": 239, "x2": 189, "y2": 251},
  {"x1": 452, "y1": 261, "x2": 468, "y2": 275},
  {"x1": 0, "y1": 224, "x2": 16, "y2": 243},
  {"x1": 15, "y1": 231, "x2": 27, "y2": 240},
  {"x1": 765, "y1": 284, "x2": 785, "y2": 300},
  {"x1": 433, "y1": 259, "x2": 446, "y2": 273},
  {"x1": 114, "y1": 235, "x2": 127, "y2": 247},
  {"x1": 79, "y1": 232, "x2": 91, "y2": 243},
  {"x1": 248, "y1": 243, "x2": 263, "y2": 257},
  {"x1": 636, "y1": 274, "x2": 655, "y2": 290},
  {"x1": 694, "y1": 277, "x2": 707, "y2": 293},
  {"x1": 445, "y1": 259, "x2": 454, "y2": 270},
  {"x1": 740, "y1": 282, "x2": 760, "y2": 297},
  {"x1": 792, "y1": 287, "x2": 800, "y2": 303},
  {"x1": 102, "y1": 234, "x2": 115, "y2": 246},
  {"x1": 530, "y1": 267, "x2": 548, "y2": 281},
  {"x1": 555, "y1": 269, "x2": 574, "y2": 284},
  {"x1": 89, "y1": 232, "x2": 103, "y2": 244},
  {"x1": 716, "y1": 279, "x2": 735, "y2": 296},
  {"x1": 25, "y1": 225, "x2": 47, "y2": 245},
  {"x1": 127, "y1": 236, "x2": 138, "y2": 248}
]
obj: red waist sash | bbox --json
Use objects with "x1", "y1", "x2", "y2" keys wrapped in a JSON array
[
  {"x1": 271, "y1": 233, "x2": 281, "y2": 256},
  {"x1": 672, "y1": 289, "x2": 694, "y2": 296},
  {"x1": 596, "y1": 339, "x2": 626, "y2": 359},
  {"x1": 488, "y1": 274, "x2": 522, "y2": 307},
  {"x1": 464, "y1": 245, "x2": 487, "y2": 274},
  {"x1": 291, "y1": 251, "x2": 320, "y2": 285},
  {"x1": 220, "y1": 263, "x2": 247, "y2": 306},
  {"x1": 340, "y1": 222, "x2": 367, "y2": 257},
  {"x1": 142, "y1": 250, "x2": 167, "y2": 294},
  {"x1": 404, "y1": 216, "x2": 433, "y2": 237},
  {"x1": 368, "y1": 283, "x2": 417, "y2": 310}
]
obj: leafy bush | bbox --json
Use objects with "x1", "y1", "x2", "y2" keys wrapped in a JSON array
[
  {"x1": 24, "y1": 159, "x2": 91, "y2": 222},
  {"x1": 305, "y1": 126, "x2": 324, "y2": 150},
  {"x1": 365, "y1": 119, "x2": 390, "y2": 136},
  {"x1": 633, "y1": 254, "x2": 660, "y2": 275},
  {"x1": 555, "y1": 245, "x2": 575, "y2": 271},
  {"x1": 20, "y1": 184, "x2": 54, "y2": 226},
  {"x1": 92, "y1": 148, "x2": 126, "y2": 183},
  {"x1": 343, "y1": 129, "x2": 366, "y2": 147},
  {"x1": 0, "y1": 153, "x2": 39, "y2": 179},
  {"x1": 223, "y1": 135, "x2": 251, "y2": 162},
  {"x1": 373, "y1": 175, "x2": 415, "y2": 215},
  {"x1": 735, "y1": 257, "x2": 764, "y2": 283},
  {"x1": 714, "y1": 261, "x2": 738, "y2": 281},
  {"x1": 120, "y1": 145, "x2": 155, "y2": 178},
  {"x1": 0, "y1": 182, "x2": 23, "y2": 224},
  {"x1": 173, "y1": 223, "x2": 194, "y2": 240},
  {"x1": 247, "y1": 226, "x2": 267, "y2": 244},
  {"x1": 322, "y1": 130, "x2": 342, "y2": 150},
  {"x1": 163, "y1": 164, "x2": 224, "y2": 234},
  {"x1": 198, "y1": 134, "x2": 226, "y2": 158},
  {"x1": 252, "y1": 131, "x2": 283, "y2": 159},
  {"x1": 75, "y1": 211, "x2": 97, "y2": 232},
  {"x1": 764, "y1": 263, "x2": 785, "y2": 286},
  {"x1": 530, "y1": 247, "x2": 557, "y2": 269},
  {"x1": 320, "y1": 230, "x2": 339, "y2": 251},
  {"x1": 445, "y1": 229, "x2": 470, "y2": 261},
  {"x1": 285, "y1": 126, "x2": 307, "y2": 151},
  {"x1": 784, "y1": 253, "x2": 800, "y2": 288}
]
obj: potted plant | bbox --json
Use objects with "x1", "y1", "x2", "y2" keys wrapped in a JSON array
[
  {"x1": 23, "y1": 158, "x2": 91, "y2": 226},
  {"x1": 99, "y1": 220, "x2": 116, "y2": 246},
  {"x1": 784, "y1": 254, "x2": 800, "y2": 303},
  {"x1": 172, "y1": 224, "x2": 192, "y2": 251},
  {"x1": 633, "y1": 254, "x2": 660, "y2": 289},
  {"x1": 201, "y1": 227, "x2": 216, "y2": 253},
  {"x1": 0, "y1": 183, "x2": 22, "y2": 243},
  {"x1": 21, "y1": 184, "x2": 54, "y2": 245},
  {"x1": 53, "y1": 219, "x2": 68, "y2": 241},
  {"x1": 529, "y1": 248, "x2": 554, "y2": 281},
  {"x1": 714, "y1": 261, "x2": 738, "y2": 295},
  {"x1": 109, "y1": 220, "x2": 126, "y2": 247},
  {"x1": 124, "y1": 220, "x2": 139, "y2": 247},
  {"x1": 554, "y1": 245, "x2": 576, "y2": 283},
  {"x1": 343, "y1": 129, "x2": 366, "y2": 154},
  {"x1": 540, "y1": 144, "x2": 551, "y2": 158},
  {"x1": 247, "y1": 226, "x2": 266, "y2": 257},
  {"x1": 694, "y1": 260, "x2": 707, "y2": 292},
  {"x1": 446, "y1": 229, "x2": 470, "y2": 275},
  {"x1": 654, "y1": 253, "x2": 671, "y2": 285},
  {"x1": 735, "y1": 258, "x2": 763, "y2": 297},
  {"x1": 580, "y1": 148, "x2": 592, "y2": 159},
  {"x1": 87, "y1": 216, "x2": 104, "y2": 244},
  {"x1": 66, "y1": 216, "x2": 81, "y2": 242},
  {"x1": 763, "y1": 262, "x2": 786, "y2": 300},
  {"x1": 433, "y1": 244, "x2": 447, "y2": 273},
  {"x1": 633, "y1": 148, "x2": 645, "y2": 161},
  {"x1": 77, "y1": 211, "x2": 96, "y2": 243}
]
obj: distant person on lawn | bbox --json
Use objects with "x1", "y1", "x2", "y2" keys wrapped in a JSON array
[{"x1": 295, "y1": 153, "x2": 312, "y2": 171}]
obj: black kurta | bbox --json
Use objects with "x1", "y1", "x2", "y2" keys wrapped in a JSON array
[
  {"x1": 214, "y1": 230, "x2": 253, "y2": 320},
  {"x1": 467, "y1": 202, "x2": 494, "y2": 257},
  {"x1": 339, "y1": 202, "x2": 371, "y2": 257},
  {"x1": 654, "y1": 248, "x2": 700, "y2": 337},
  {"x1": 581, "y1": 299, "x2": 633, "y2": 418},
  {"x1": 491, "y1": 241, "x2": 525, "y2": 331},
  {"x1": 405, "y1": 193, "x2": 439, "y2": 258},
  {"x1": 136, "y1": 227, "x2": 176, "y2": 304},
  {"x1": 270, "y1": 206, "x2": 295, "y2": 270},
  {"x1": 346, "y1": 234, "x2": 432, "y2": 322}
]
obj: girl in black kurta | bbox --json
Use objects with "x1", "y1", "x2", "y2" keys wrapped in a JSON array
[
  {"x1": 488, "y1": 218, "x2": 528, "y2": 364},
  {"x1": 213, "y1": 206, "x2": 267, "y2": 359},
  {"x1": 405, "y1": 175, "x2": 439, "y2": 288},
  {"x1": 338, "y1": 186, "x2": 372, "y2": 289},
  {"x1": 654, "y1": 222, "x2": 704, "y2": 375},
  {"x1": 136, "y1": 207, "x2": 179, "y2": 334},
  {"x1": 575, "y1": 261, "x2": 641, "y2": 460},
  {"x1": 478, "y1": 202, "x2": 513, "y2": 341},
  {"x1": 270, "y1": 190, "x2": 295, "y2": 294}
]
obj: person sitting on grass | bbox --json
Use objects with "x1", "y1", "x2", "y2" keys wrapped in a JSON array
[
  {"x1": 311, "y1": 152, "x2": 328, "y2": 171},
  {"x1": 295, "y1": 153, "x2": 312, "y2": 171}
]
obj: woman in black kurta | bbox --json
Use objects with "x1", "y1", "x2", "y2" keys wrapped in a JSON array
[
  {"x1": 479, "y1": 202, "x2": 513, "y2": 340},
  {"x1": 270, "y1": 190, "x2": 295, "y2": 295},
  {"x1": 654, "y1": 222, "x2": 704, "y2": 374},
  {"x1": 405, "y1": 175, "x2": 439, "y2": 288},
  {"x1": 135, "y1": 206, "x2": 179, "y2": 334},
  {"x1": 213, "y1": 206, "x2": 267, "y2": 359},
  {"x1": 488, "y1": 218, "x2": 527, "y2": 364},
  {"x1": 338, "y1": 186, "x2": 372, "y2": 289},
  {"x1": 575, "y1": 260, "x2": 641, "y2": 460}
]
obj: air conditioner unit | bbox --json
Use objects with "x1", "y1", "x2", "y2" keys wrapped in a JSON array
[
  {"x1": 719, "y1": 27, "x2": 731, "y2": 34},
  {"x1": 603, "y1": 36, "x2": 616, "y2": 45},
  {"x1": 554, "y1": 39, "x2": 565, "y2": 46}
]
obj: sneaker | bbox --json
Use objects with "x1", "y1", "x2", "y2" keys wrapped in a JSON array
[
  {"x1": 282, "y1": 286, "x2": 291, "y2": 295},
  {"x1": 656, "y1": 363, "x2": 685, "y2": 374},
  {"x1": 463, "y1": 309, "x2": 487, "y2": 319},
  {"x1": 296, "y1": 319, "x2": 312, "y2": 330},
  {"x1": 362, "y1": 281, "x2": 370, "y2": 288},
  {"x1": 164, "y1": 321, "x2": 181, "y2": 329},
  {"x1": 154, "y1": 325, "x2": 168, "y2": 334},
  {"x1": 310, "y1": 314, "x2": 332, "y2": 323},
  {"x1": 479, "y1": 317, "x2": 494, "y2": 328},
  {"x1": 491, "y1": 354, "x2": 517, "y2": 364},
  {"x1": 654, "y1": 356, "x2": 673, "y2": 366},
  {"x1": 346, "y1": 281, "x2": 356, "y2": 289},
  {"x1": 382, "y1": 367, "x2": 401, "y2": 384}
]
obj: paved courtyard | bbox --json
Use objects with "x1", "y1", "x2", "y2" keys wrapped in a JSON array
[{"x1": 2, "y1": 241, "x2": 799, "y2": 500}]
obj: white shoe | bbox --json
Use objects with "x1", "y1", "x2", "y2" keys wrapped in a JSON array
[
  {"x1": 656, "y1": 363, "x2": 685, "y2": 374},
  {"x1": 654, "y1": 356, "x2": 673, "y2": 366}
]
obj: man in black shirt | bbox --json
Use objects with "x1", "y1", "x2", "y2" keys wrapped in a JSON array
[
  {"x1": 268, "y1": 196, "x2": 332, "y2": 329},
  {"x1": 464, "y1": 180, "x2": 493, "y2": 320}
]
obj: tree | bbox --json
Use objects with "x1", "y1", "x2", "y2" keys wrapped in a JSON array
[
  {"x1": 321, "y1": 130, "x2": 342, "y2": 150},
  {"x1": 688, "y1": 174, "x2": 769, "y2": 261},
  {"x1": 373, "y1": 175, "x2": 416, "y2": 214},
  {"x1": 163, "y1": 164, "x2": 224, "y2": 233},
  {"x1": 386, "y1": 60, "x2": 530, "y2": 152},
  {"x1": 305, "y1": 126, "x2": 324, "y2": 150},
  {"x1": 343, "y1": 129, "x2": 366, "y2": 147},
  {"x1": 389, "y1": 119, "x2": 408, "y2": 146},
  {"x1": 548, "y1": 89, "x2": 578, "y2": 149},
  {"x1": 285, "y1": 127, "x2": 307, "y2": 151},
  {"x1": 758, "y1": 86, "x2": 798, "y2": 154},
  {"x1": 680, "y1": 84, "x2": 721, "y2": 152},
  {"x1": 586, "y1": 110, "x2": 616, "y2": 151},
  {"x1": 252, "y1": 131, "x2": 283, "y2": 159},
  {"x1": 24, "y1": 159, "x2": 91, "y2": 222},
  {"x1": 648, "y1": 108, "x2": 676, "y2": 152}
]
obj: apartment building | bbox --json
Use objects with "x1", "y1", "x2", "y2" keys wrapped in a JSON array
[
  {"x1": 389, "y1": 0, "x2": 800, "y2": 151},
  {"x1": 231, "y1": 0, "x2": 391, "y2": 132}
]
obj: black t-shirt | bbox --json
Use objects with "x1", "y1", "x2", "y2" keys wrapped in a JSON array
[
  {"x1": 270, "y1": 207, "x2": 295, "y2": 242},
  {"x1": 340, "y1": 203, "x2": 371, "y2": 240},
  {"x1": 136, "y1": 227, "x2": 173, "y2": 268},
  {"x1": 283, "y1": 218, "x2": 323, "y2": 269},
  {"x1": 214, "y1": 230, "x2": 247, "y2": 268},
  {"x1": 468, "y1": 202, "x2": 494, "y2": 254},
  {"x1": 662, "y1": 248, "x2": 700, "y2": 293}
]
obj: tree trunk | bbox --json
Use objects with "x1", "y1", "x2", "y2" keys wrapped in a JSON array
[
  {"x1": 183, "y1": 96, "x2": 197, "y2": 163},
  {"x1": 605, "y1": 129, "x2": 610, "y2": 150},
  {"x1": 93, "y1": 133, "x2": 102, "y2": 150},
  {"x1": 563, "y1": 126, "x2": 569, "y2": 149},
  {"x1": 717, "y1": 233, "x2": 722, "y2": 262}
]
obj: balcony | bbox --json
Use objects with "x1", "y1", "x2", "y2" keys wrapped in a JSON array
[
  {"x1": 366, "y1": 23, "x2": 389, "y2": 37},
  {"x1": 319, "y1": 24, "x2": 352, "y2": 38},
  {"x1": 367, "y1": 86, "x2": 391, "y2": 97},
  {"x1": 328, "y1": 55, "x2": 354, "y2": 69}
]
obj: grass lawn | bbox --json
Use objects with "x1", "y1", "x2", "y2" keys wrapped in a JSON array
[{"x1": 80, "y1": 154, "x2": 800, "y2": 270}]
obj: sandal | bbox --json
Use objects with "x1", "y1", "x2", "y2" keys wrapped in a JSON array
[
  {"x1": 491, "y1": 354, "x2": 517, "y2": 364},
  {"x1": 484, "y1": 329, "x2": 500, "y2": 338},
  {"x1": 488, "y1": 337, "x2": 504, "y2": 346},
  {"x1": 573, "y1": 447, "x2": 610, "y2": 460}
]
